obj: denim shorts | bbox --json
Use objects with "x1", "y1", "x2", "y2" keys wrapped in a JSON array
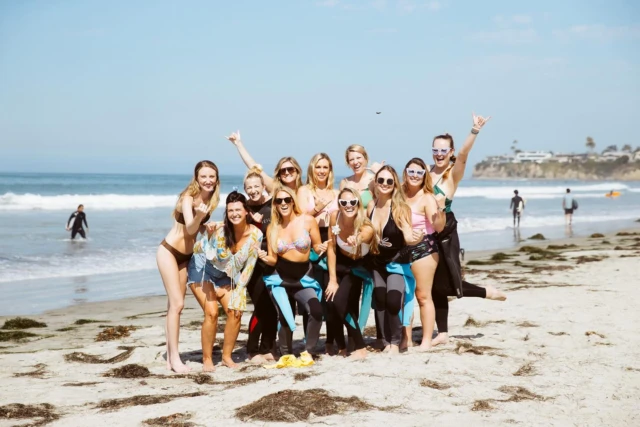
[{"x1": 187, "y1": 253, "x2": 231, "y2": 288}]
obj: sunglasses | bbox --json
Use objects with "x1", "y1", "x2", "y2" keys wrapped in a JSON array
[
  {"x1": 376, "y1": 177, "x2": 394, "y2": 186},
  {"x1": 279, "y1": 167, "x2": 297, "y2": 176},
  {"x1": 432, "y1": 148, "x2": 451, "y2": 156},
  {"x1": 338, "y1": 199, "x2": 359, "y2": 207},
  {"x1": 275, "y1": 197, "x2": 293, "y2": 205},
  {"x1": 406, "y1": 168, "x2": 426, "y2": 177}
]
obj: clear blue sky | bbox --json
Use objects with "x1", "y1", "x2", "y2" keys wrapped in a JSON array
[{"x1": 1, "y1": 0, "x2": 638, "y2": 176}]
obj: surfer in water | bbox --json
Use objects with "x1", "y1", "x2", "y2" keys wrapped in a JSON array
[
  {"x1": 510, "y1": 190, "x2": 524, "y2": 227},
  {"x1": 66, "y1": 204, "x2": 89, "y2": 239}
]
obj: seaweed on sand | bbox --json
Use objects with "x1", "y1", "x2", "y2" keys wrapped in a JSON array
[
  {"x1": 513, "y1": 362, "x2": 536, "y2": 376},
  {"x1": 0, "y1": 403, "x2": 60, "y2": 427},
  {"x1": 464, "y1": 316, "x2": 506, "y2": 328},
  {"x1": 74, "y1": 319, "x2": 103, "y2": 325},
  {"x1": 498, "y1": 386, "x2": 545, "y2": 402},
  {"x1": 235, "y1": 389, "x2": 377, "y2": 422},
  {"x1": 471, "y1": 400, "x2": 494, "y2": 411},
  {"x1": 0, "y1": 331, "x2": 37, "y2": 342},
  {"x1": 143, "y1": 412, "x2": 195, "y2": 426},
  {"x1": 528, "y1": 233, "x2": 546, "y2": 240},
  {"x1": 13, "y1": 363, "x2": 47, "y2": 378},
  {"x1": 104, "y1": 364, "x2": 151, "y2": 379},
  {"x1": 1, "y1": 317, "x2": 46, "y2": 330},
  {"x1": 420, "y1": 379, "x2": 450, "y2": 390},
  {"x1": 96, "y1": 392, "x2": 204, "y2": 412},
  {"x1": 64, "y1": 346, "x2": 135, "y2": 364},
  {"x1": 95, "y1": 325, "x2": 137, "y2": 342}
]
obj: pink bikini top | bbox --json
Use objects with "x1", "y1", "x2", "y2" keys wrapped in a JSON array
[{"x1": 411, "y1": 210, "x2": 435, "y2": 235}]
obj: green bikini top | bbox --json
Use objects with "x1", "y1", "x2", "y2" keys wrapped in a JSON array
[
  {"x1": 433, "y1": 176, "x2": 453, "y2": 213},
  {"x1": 359, "y1": 188, "x2": 373, "y2": 208}
]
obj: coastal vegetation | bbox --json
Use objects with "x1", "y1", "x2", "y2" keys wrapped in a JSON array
[{"x1": 473, "y1": 158, "x2": 640, "y2": 180}]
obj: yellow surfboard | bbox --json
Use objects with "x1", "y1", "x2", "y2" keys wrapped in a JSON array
[{"x1": 605, "y1": 191, "x2": 621, "y2": 198}]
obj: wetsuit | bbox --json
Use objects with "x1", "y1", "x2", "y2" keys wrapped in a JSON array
[
  {"x1": 510, "y1": 195, "x2": 524, "y2": 226},
  {"x1": 246, "y1": 199, "x2": 278, "y2": 356},
  {"x1": 67, "y1": 210, "x2": 88, "y2": 239}
]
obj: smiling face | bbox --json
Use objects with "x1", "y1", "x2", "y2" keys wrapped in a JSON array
[
  {"x1": 226, "y1": 201, "x2": 247, "y2": 226},
  {"x1": 314, "y1": 159, "x2": 331, "y2": 184},
  {"x1": 405, "y1": 162, "x2": 426, "y2": 189},
  {"x1": 338, "y1": 190, "x2": 359, "y2": 219},
  {"x1": 244, "y1": 176, "x2": 265, "y2": 202},
  {"x1": 347, "y1": 151, "x2": 368, "y2": 174},
  {"x1": 274, "y1": 190, "x2": 293, "y2": 218},
  {"x1": 375, "y1": 169, "x2": 395, "y2": 196},
  {"x1": 197, "y1": 166, "x2": 218, "y2": 192},
  {"x1": 432, "y1": 138, "x2": 454, "y2": 168},
  {"x1": 278, "y1": 161, "x2": 298, "y2": 186}
]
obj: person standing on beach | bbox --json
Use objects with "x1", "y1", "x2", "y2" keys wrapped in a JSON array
[
  {"x1": 66, "y1": 204, "x2": 88, "y2": 239},
  {"x1": 510, "y1": 190, "x2": 525, "y2": 227},
  {"x1": 563, "y1": 188, "x2": 576, "y2": 225},
  {"x1": 339, "y1": 145, "x2": 384, "y2": 209},
  {"x1": 428, "y1": 113, "x2": 507, "y2": 347},
  {"x1": 156, "y1": 161, "x2": 220, "y2": 374}
]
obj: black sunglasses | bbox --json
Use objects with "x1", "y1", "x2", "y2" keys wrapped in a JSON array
[
  {"x1": 279, "y1": 167, "x2": 297, "y2": 176},
  {"x1": 338, "y1": 199, "x2": 358, "y2": 207},
  {"x1": 275, "y1": 197, "x2": 293, "y2": 205},
  {"x1": 376, "y1": 177, "x2": 394, "y2": 186}
]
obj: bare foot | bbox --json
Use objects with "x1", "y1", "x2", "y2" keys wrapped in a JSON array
[
  {"x1": 388, "y1": 345, "x2": 400, "y2": 355},
  {"x1": 348, "y1": 348, "x2": 368, "y2": 360},
  {"x1": 382, "y1": 345, "x2": 391, "y2": 353},
  {"x1": 485, "y1": 285, "x2": 507, "y2": 301},
  {"x1": 248, "y1": 354, "x2": 266, "y2": 365},
  {"x1": 431, "y1": 333, "x2": 449, "y2": 347},
  {"x1": 417, "y1": 342, "x2": 433, "y2": 352},
  {"x1": 168, "y1": 359, "x2": 191, "y2": 374},
  {"x1": 222, "y1": 358, "x2": 238, "y2": 369},
  {"x1": 202, "y1": 360, "x2": 216, "y2": 372},
  {"x1": 337, "y1": 348, "x2": 348, "y2": 357},
  {"x1": 263, "y1": 353, "x2": 276, "y2": 362}
]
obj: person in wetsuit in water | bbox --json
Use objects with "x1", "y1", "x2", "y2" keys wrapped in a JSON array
[
  {"x1": 510, "y1": 190, "x2": 524, "y2": 227},
  {"x1": 66, "y1": 204, "x2": 89, "y2": 239}
]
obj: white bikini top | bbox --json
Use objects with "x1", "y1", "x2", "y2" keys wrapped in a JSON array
[{"x1": 337, "y1": 235, "x2": 370, "y2": 256}]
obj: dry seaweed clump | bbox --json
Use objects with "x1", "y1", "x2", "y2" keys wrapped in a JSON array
[
  {"x1": 0, "y1": 330, "x2": 37, "y2": 342},
  {"x1": 104, "y1": 363, "x2": 151, "y2": 379},
  {"x1": 1, "y1": 317, "x2": 47, "y2": 330},
  {"x1": 464, "y1": 316, "x2": 506, "y2": 328},
  {"x1": 513, "y1": 362, "x2": 536, "y2": 376},
  {"x1": 455, "y1": 342, "x2": 498, "y2": 355},
  {"x1": 575, "y1": 255, "x2": 608, "y2": 264},
  {"x1": 96, "y1": 392, "x2": 204, "y2": 412},
  {"x1": 64, "y1": 346, "x2": 135, "y2": 364},
  {"x1": 95, "y1": 325, "x2": 137, "y2": 342},
  {"x1": 14, "y1": 363, "x2": 47, "y2": 378},
  {"x1": 294, "y1": 372, "x2": 311, "y2": 381},
  {"x1": 74, "y1": 319, "x2": 103, "y2": 325},
  {"x1": 528, "y1": 233, "x2": 546, "y2": 240},
  {"x1": 236, "y1": 389, "x2": 376, "y2": 422},
  {"x1": 585, "y1": 331, "x2": 606, "y2": 339},
  {"x1": 498, "y1": 386, "x2": 545, "y2": 402},
  {"x1": 590, "y1": 233, "x2": 605, "y2": 238},
  {"x1": 143, "y1": 412, "x2": 195, "y2": 426},
  {"x1": 617, "y1": 231, "x2": 639, "y2": 236},
  {"x1": 420, "y1": 379, "x2": 450, "y2": 390},
  {"x1": 471, "y1": 400, "x2": 494, "y2": 411},
  {"x1": 0, "y1": 403, "x2": 60, "y2": 427},
  {"x1": 547, "y1": 244, "x2": 577, "y2": 250}
]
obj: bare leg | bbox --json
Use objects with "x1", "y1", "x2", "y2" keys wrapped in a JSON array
[
  {"x1": 218, "y1": 287, "x2": 242, "y2": 368},
  {"x1": 156, "y1": 246, "x2": 190, "y2": 373},
  {"x1": 413, "y1": 253, "x2": 439, "y2": 351},
  {"x1": 190, "y1": 282, "x2": 219, "y2": 372}
]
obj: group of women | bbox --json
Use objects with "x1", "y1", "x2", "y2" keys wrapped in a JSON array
[{"x1": 156, "y1": 113, "x2": 506, "y2": 373}]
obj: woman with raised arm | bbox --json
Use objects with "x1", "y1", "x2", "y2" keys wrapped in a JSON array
[
  {"x1": 226, "y1": 131, "x2": 303, "y2": 193},
  {"x1": 429, "y1": 113, "x2": 507, "y2": 347},
  {"x1": 257, "y1": 186, "x2": 331, "y2": 359},
  {"x1": 401, "y1": 158, "x2": 446, "y2": 351},
  {"x1": 156, "y1": 161, "x2": 220, "y2": 373},
  {"x1": 243, "y1": 167, "x2": 278, "y2": 364},
  {"x1": 339, "y1": 144, "x2": 384, "y2": 209},
  {"x1": 325, "y1": 187, "x2": 378, "y2": 359},
  {"x1": 188, "y1": 191, "x2": 262, "y2": 371},
  {"x1": 297, "y1": 153, "x2": 340, "y2": 353},
  {"x1": 367, "y1": 166, "x2": 423, "y2": 355}
]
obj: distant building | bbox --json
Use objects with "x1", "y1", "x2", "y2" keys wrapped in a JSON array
[
  {"x1": 513, "y1": 151, "x2": 553, "y2": 164},
  {"x1": 549, "y1": 153, "x2": 588, "y2": 163},
  {"x1": 599, "y1": 151, "x2": 630, "y2": 162}
]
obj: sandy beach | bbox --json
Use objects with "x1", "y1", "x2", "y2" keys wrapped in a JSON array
[{"x1": 1, "y1": 228, "x2": 639, "y2": 426}]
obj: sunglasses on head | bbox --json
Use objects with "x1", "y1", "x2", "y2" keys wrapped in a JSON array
[
  {"x1": 338, "y1": 199, "x2": 358, "y2": 207},
  {"x1": 406, "y1": 168, "x2": 426, "y2": 177},
  {"x1": 376, "y1": 177, "x2": 394, "y2": 186},
  {"x1": 279, "y1": 166, "x2": 297, "y2": 176},
  {"x1": 275, "y1": 197, "x2": 293, "y2": 205},
  {"x1": 432, "y1": 148, "x2": 451, "y2": 156}
]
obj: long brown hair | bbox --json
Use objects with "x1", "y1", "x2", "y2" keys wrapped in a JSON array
[
  {"x1": 273, "y1": 157, "x2": 303, "y2": 190},
  {"x1": 267, "y1": 185, "x2": 303, "y2": 253},
  {"x1": 174, "y1": 160, "x2": 220, "y2": 217},
  {"x1": 374, "y1": 165, "x2": 412, "y2": 228},
  {"x1": 402, "y1": 157, "x2": 434, "y2": 194},
  {"x1": 433, "y1": 134, "x2": 456, "y2": 180},
  {"x1": 306, "y1": 153, "x2": 335, "y2": 190},
  {"x1": 223, "y1": 191, "x2": 252, "y2": 250},
  {"x1": 337, "y1": 187, "x2": 379, "y2": 256}
]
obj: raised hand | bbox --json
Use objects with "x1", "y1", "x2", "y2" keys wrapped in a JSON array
[
  {"x1": 472, "y1": 112, "x2": 492, "y2": 131},
  {"x1": 205, "y1": 221, "x2": 221, "y2": 234},
  {"x1": 370, "y1": 160, "x2": 385, "y2": 173},
  {"x1": 250, "y1": 211, "x2": 263, "y2": 224},
  {"x1": 315, "y1": 239, "x2": 333, "y2": 255},
  {"x1": 194, "y1": 203, "x2": 209, "y2": 218},
  {"x1": 411, "y1": 229, "x2": 424, "y2": 243},
  {"x1": 346, "y1": 235, "x2": 358, "y2": 247},
  {"x1": 225, "y1": 130, "x2": 242, "y2": 146}
]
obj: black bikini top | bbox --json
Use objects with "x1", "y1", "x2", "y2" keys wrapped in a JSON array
[{"x1": 174, "y1": 208, "x2": 211, "y2": 225}]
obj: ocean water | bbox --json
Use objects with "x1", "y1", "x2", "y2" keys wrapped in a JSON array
[{"x1": 1, "y1": 172, "x2": 639, "y2": 315}]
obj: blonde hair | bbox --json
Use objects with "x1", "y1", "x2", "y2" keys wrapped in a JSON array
[
  {"x1": 401, "y1": 157, "x2": 434, "y2": 195},
  {"x1": 173, "y1": 160, "x2": 220, "y2": 217},
  {"x1": 267, "y1": 185, "x2": 303, "y2": 253},
  {"x1": 273, "y1": 157, "x2": 303, "y2": 190},
  {"x1": 244, "y1": 165, "x2": 265, "y2": 188},
  {"x1": 338, "y1": 187, "x2": 379, "y2": 256},
  {"x1": 344, "y1": 144, "x2": 369, "y2": 166},
  {"x1": 306, "y1": 153, "x2": 335, "y2": 191},
  {"x1": 374, "y1": 165, "x2": 412, "y2": 228}
]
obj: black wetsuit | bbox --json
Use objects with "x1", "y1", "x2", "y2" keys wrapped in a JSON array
[
  {"x1": 67, "y1": 211, "x2": 88, "y2": 239},
  {"x1": 370, "y1": 205, "x2": 410, "y2": 347},
  {"x1": 245, "y1": 199, "x2": 278, "y2": 356},
  {"x1": 510, "y1": 195, "x2": 524, "y2": 226}
]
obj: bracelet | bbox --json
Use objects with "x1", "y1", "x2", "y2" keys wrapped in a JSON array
[{"x1": 471, "y1": 128, "x2": 480, "y2": 135}]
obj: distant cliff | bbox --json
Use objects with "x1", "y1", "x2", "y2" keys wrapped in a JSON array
[{"x1": 472, "y1": 160, "x2": 640, "y2": 181}]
